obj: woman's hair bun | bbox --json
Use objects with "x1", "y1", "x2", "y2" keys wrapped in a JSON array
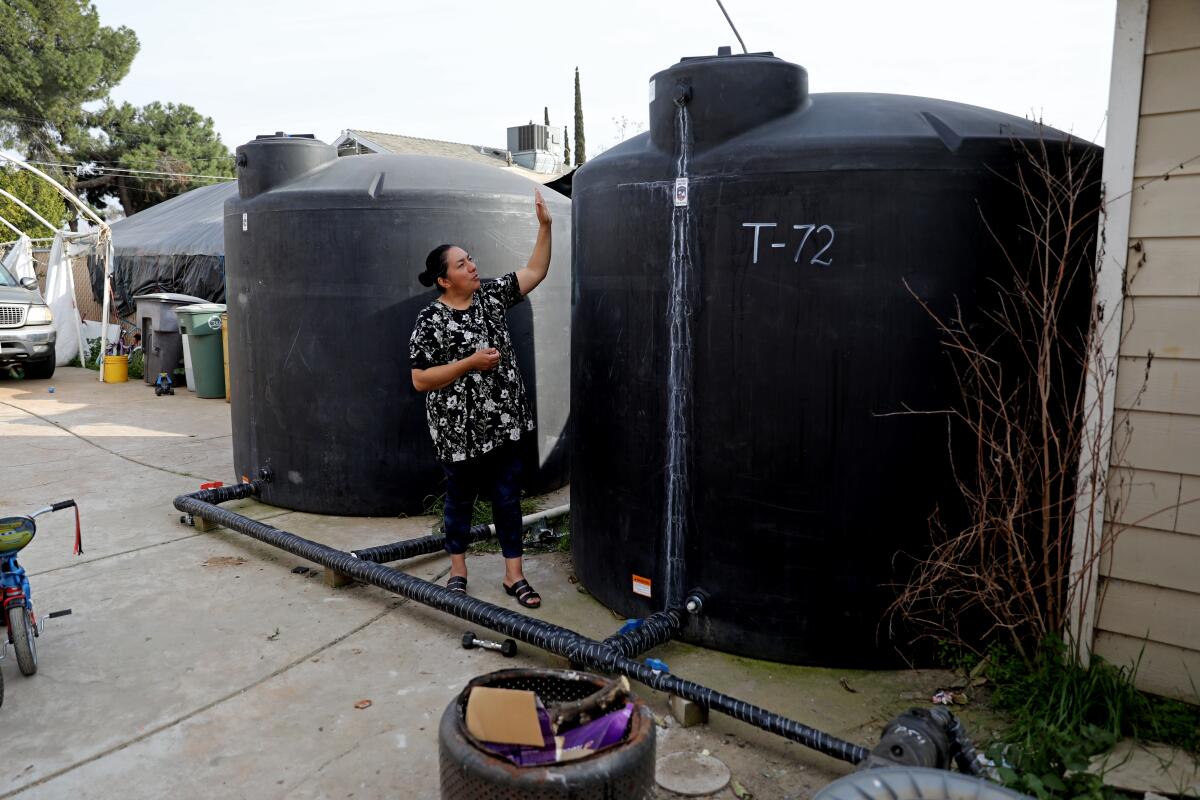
[{"x1": 422, "y1": 244, "x2": 453, "y2": 288}]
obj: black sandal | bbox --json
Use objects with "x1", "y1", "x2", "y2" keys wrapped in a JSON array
[
  {"x1": 447, "y1": 575, "x2": 468, "y2": 594},
  {"x1": 503, "y1": 578, "x2": 541, "y2": 608}
]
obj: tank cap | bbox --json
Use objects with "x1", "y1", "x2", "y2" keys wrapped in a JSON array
[
  {"x1": 253, "y1": 132, "x2": 317, "y2": 140},
  {"x1": 718, "y1": 45, "x2": 732, "y2": 56}
]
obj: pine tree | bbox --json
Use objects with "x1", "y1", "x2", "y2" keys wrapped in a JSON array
[
  {"x1": 544, "y1": 107, "x2": 550, "y2": 127},
  {"x1": 573, "y1": 67, "x2": 586, "y2": 166},
  {"x1": 564, "y1": 126, "x2": 571, "y2": 169}
]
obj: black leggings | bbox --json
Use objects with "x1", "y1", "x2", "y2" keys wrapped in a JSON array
[{"x1": 441, "y1": 444, "x2": 524, "y2": 559}]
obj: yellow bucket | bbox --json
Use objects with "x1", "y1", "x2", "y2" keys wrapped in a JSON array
[{"x1": 102, "y1": 354, "x2": 129, "y2": 383}]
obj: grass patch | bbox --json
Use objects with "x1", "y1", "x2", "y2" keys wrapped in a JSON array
[{"x1": 979, "y1": 636, "x2": 1200, "y2": 799}]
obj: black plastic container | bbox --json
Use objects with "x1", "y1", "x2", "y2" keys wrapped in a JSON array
[
  {"x1": 225, "y1": 135, "x2": 570, "y2": 516},
  {"x1": 570, "y1": 52, "x2": 1099, "y2": 666}
]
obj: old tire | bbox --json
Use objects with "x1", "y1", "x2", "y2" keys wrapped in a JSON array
[
  {"x1": 8, "y1": 605, "x2": 37, "y2": 676},
  {"x1": 813, "y1": 767, "x2": 1032, "y2": 800},
  {"x1": 438, "y1": 668, "x2": 656, "y2": 799}
]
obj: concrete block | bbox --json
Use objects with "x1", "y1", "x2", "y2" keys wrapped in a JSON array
[
  {"x1": 323, "y1": 568, "x2": 355, "y2": 589},
  {"x1": 669, "y1": 694, "x2": 708, "y2": 727},
  {"x1": 193, "y1": 515, "x2": 220, "y2": 533}
]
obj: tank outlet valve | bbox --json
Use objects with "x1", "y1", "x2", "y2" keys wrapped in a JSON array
[
  {"x1": 257, "y1": 466, "x2": 275, "y2": 483},
  {"x1": 684, "y1": 588, "x2": 710, "y2": 615}
]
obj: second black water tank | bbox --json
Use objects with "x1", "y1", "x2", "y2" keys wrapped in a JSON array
[{"x1": 225, "y1": 135, "x2": 571, "y2": 516}]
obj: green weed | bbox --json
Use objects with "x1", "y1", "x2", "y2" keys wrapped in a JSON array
[{"x1": 983, "y1": 636, "x2": 1200, "y2": 799}]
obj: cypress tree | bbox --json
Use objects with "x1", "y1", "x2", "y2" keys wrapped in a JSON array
[
  {"x1": 564, "y1": 126, "x2": 571, "y2": 168},
  {"x1": 544, "y1": 106, "x2": 550, "y2": 126},
  {"x1": 574, "y1": 67, "x2": 586, "y2": 165}
]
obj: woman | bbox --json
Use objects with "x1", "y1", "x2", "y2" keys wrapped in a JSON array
[{"x1": 408, "y1": 189, "x2": 552, "y2": 608}]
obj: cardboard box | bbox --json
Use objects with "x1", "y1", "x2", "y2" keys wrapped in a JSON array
[{"x1": 465, "y1": 687, "x2": 546, "y2": 747}]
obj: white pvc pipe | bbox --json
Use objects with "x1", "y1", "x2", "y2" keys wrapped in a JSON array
[
  {"x1": 0, "y1": 189, "x2": 58, "y2": 235},
  {"x1": 0, "y1": 155, "x2": 106, "y2": 227},
  {"x1": 0, "y1": 215, "x2": 24, "y2": 238},
  {"x1": 483, "y1": 503, "x2": 571, "y2": 536}
]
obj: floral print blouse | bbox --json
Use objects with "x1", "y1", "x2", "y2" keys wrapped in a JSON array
[{"x1": 408, "y1": 272, "x2": 535, "y2": 463}]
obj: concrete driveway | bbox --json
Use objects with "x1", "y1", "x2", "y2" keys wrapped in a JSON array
[{"x1": 0, "y1": 368, "x2": 982, "y2": 799}]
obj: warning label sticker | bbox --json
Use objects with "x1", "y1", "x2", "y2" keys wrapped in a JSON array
[{"x1": 632, "y1": 574, "x2": 652, "y2": 598}]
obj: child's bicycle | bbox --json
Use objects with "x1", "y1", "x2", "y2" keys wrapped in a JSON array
[{"x1": 0, "y1": 500, "x2": 81, "y2": 707}]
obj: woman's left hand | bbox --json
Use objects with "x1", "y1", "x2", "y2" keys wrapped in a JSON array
[{"x1": 534, "y1": 188, "x2": 552, "y2": 226}]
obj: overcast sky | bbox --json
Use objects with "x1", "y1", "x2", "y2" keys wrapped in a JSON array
[{"x1": 91, "y1": 0, "x2": 1117, "y2": 165}]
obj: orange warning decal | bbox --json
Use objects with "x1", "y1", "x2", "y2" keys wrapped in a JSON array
[{"x1": 632, "y1": 574, "x2": 652, "y2": 598}]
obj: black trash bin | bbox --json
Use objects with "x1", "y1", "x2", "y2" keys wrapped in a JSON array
[
  {"x1": 439, "y1": 668, "x2": 656, "y2": 799},
  {"x1": 133, "y1": 292, "x2": 205, "y2": 386}
]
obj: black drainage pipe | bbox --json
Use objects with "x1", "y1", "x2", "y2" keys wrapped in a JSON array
[
  {"x1": 352, "y1": 525, "x2": 493, "y2": 563},
  {"x1": 174, "y1": 485, "x2": 869, "y2": 766}
]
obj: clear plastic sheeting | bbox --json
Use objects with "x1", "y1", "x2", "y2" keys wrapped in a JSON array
[
  {"x1": 89, "y1": 181, "x2": 234, "y2": 316},
  {"x1": 1, "y1": 235, "x2": 35, "y2": 283}
]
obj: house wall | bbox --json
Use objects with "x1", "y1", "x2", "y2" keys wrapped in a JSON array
[{"x1": 1098, "y1": 0, "x2": 1200, "y2": 704}]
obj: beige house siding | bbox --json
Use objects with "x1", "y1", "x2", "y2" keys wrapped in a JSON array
[{"x1": 1096, "y1": 0, "x2": 1200, "y2": 703}]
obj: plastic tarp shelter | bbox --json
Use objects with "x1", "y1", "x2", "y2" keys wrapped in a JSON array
[
  {"x1": 0, "y1": 235, "x2": 35, "y2": 282},
  {"x1": 90, "y1": 181, "x2": 234, "y2": 317}
]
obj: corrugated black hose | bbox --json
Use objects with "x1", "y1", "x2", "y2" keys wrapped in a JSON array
[
  {"x1": 351, "y1": 524, "x2": 493, "y2": 563},
  {"x1": 174, "y1": 483, "x2": 869, "y2": 765}
]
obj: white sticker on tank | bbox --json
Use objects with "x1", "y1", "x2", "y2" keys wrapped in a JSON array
[
  {"x1": 648, "y1": 79, "x2": 656, "y2": 102},
  {"x1": 241, "y1": 213, "x2": 248, "y2": 232},
  {"x1": 674, "y1": 178, "x2": 688, "y2": 207}
]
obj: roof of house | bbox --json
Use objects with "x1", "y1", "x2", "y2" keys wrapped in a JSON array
[{"x1": 335, "y1": 129, "x2": 561, "y2": 184}]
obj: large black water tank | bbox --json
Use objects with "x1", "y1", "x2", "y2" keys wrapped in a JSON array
[
  {"x1": 225, "y1": 135, "x2": 570, "y2": 516},
  {"x1": 570, "y1": 52, "x2": 1099, "y2": 666}
]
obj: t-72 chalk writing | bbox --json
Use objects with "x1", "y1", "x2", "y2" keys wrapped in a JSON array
[{"x1": 742, "y1": 222, "x2": 835, "y2": 267}]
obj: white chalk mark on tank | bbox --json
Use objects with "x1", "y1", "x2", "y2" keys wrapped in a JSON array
[
  {"x1": 812, "y1": 225, "x2": 835, "y2": 266},
  {"x1": 741, "y1": 222, "x2": 776, "y2": 264},
  {"x1": 663, "y1": 104, "x2": 694, "y2": 608},
  {"x1": 743, "y1": 221, "x2": 837, "y2": 266}
]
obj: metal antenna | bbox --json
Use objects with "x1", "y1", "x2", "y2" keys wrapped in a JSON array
[{"x1": 714, "y1": 0, "x2": 748, "y2": 54}]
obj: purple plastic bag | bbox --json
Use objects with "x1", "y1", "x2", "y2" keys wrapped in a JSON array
[{"x1": 478, "y1": 703, "x2": 635, "y2": 767}]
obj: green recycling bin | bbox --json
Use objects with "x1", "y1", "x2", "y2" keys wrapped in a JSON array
[{"x1": 177, "y1": 304, "x2": 228, "y2": 399}]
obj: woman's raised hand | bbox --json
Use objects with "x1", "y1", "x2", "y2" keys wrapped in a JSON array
[{"x1": 534, "y1": 188, "x2": 552, "y2": 226}]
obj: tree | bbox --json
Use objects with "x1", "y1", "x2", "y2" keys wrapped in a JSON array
[
  {"x1": 574, "y1": 67, "x2": 586, "y2": 166},
  {"x1": 612, "y1": 115, "x2": 646, "y2": 144},
  {"x1": 0, "y1": 165, "x2": 68, "y2": 235},
  {"x1": 564, "y1": 126, "x2": 571, "y2": 169},
  {"x1": 544, "y1": 106, "x2": 550, "y2": 127},
  {"x1": 0, "y1": 0, "x2": 139, "y2": 158},
  {"x1": 72, "y1": 101, "x2": 234, "y2": 216}
]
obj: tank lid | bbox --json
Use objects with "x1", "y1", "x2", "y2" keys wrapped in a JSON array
[
  {"x1": 255, "y1": 132, "x2": 317, "y2": 140},
  {"x1": 678, "y1": 47, "x2": 776, "y2": 63}
]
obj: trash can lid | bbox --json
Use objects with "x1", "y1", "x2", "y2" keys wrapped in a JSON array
[
  {"x1": 176, "y1": 303, "x2": 228, "y2": 313},
  {"x1": 133, "y1": 292, "x2": 207, "y2": 304}
]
